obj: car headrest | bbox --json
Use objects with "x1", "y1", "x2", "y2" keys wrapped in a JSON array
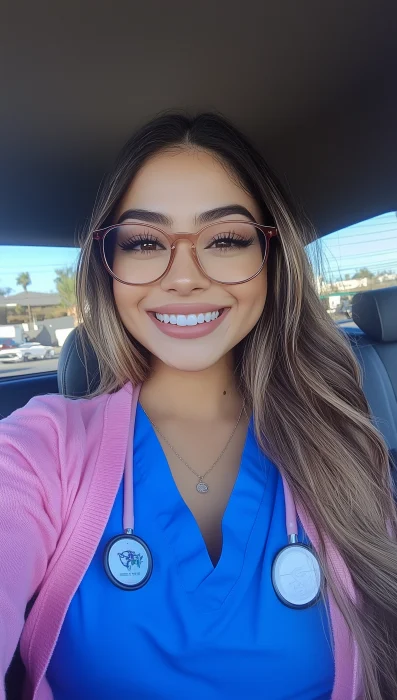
[
  {"x1": 57, "y1": 326, "x2": 100, "y2": 397},
  {"x1": 352, "y1": 286, "x2": 397, "y2": 343}
]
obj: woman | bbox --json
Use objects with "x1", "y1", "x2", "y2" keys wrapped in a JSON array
[{"x1": 1, "y1": 111, "x2": 397, "y2": 700}]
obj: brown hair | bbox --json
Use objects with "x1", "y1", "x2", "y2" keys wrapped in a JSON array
[{"x1": 75, "y1": 110, "x2": 397, "y2": 699}]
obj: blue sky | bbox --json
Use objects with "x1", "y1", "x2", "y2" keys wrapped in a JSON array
[
  {"x1": 0, "y1": 212, "x2": 396, "y2": 294},
  {"x1": 0, "y1": 245, "x2": 79, "y2": 295},
  {"x1": 314, "y1": 211, "x2": 397, "y2": 281}
]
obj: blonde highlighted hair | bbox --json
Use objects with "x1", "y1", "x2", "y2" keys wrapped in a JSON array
[{"x1": 75, "y1": 111, "x2": 397, "y2": 699}]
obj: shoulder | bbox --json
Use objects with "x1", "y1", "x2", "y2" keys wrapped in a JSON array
[
  {"x1": 0, "y1": 389, "x2": 115, "y2": 488},
  {"x1": 0, "y1": 382, "x2": 133, "y2": 487},
  {"x1": 1, "y1": 388, "x2": 114, "y2": 436}
]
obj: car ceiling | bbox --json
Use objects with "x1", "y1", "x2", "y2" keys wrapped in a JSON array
[{"x1": 1, "y1": 0, "x2": 396, "y2": 248}]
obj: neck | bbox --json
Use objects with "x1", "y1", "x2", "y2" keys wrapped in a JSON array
[{"x1": 139, "y1": 351, "x2": 243, "y2": 422}]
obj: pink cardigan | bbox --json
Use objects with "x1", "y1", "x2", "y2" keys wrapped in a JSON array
[{"x1": 0, "y1": 381, "x2": 361, "y2": 699}]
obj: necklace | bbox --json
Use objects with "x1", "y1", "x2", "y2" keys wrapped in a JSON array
[{"x1": 141, "y1": 400, "x2": 246, "y2": 493}]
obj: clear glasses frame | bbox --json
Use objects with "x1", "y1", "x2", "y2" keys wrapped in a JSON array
[{"x1": 92, "y1": 219, "x2": 279, "y2": 286}]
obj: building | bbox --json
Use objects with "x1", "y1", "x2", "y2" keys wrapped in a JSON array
[
  {"x1": 321, "y1": 278, "x2": 369, "y2": 293},
  {"x1": 0, "y1": 291, "x2": 62, "y2": 323},
  {"x1": 0, "y1": 291, "x2": 62, "y2": 310},
  {"x1": 0, "y1": 291, "x2": 75, "y2": 345},
  {"x1": 34, "y1": 316, "x2": 75, "y2": 346}
]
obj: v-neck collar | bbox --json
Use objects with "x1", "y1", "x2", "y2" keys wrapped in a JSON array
[{"x1": 135, "y1": 403, "x2": 270, "y2": 609}]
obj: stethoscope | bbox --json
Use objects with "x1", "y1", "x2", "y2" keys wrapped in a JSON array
[{"x1": 104, "y1": 394, "x2": 323, "y2": 609}]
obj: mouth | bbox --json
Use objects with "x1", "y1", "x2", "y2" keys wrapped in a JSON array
[
  {"x1": 147, "y1": 307, "x2": 230, "y2": 339},
  {"x1": 153, "y1": 308, "x2": 225, "y2": 326}
]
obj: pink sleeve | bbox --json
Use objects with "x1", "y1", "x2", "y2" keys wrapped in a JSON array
[{"x1": 0, "y1": 397, "x2": 64, "y2": 698}]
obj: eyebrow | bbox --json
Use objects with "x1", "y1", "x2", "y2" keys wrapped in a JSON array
[{"x1": 116, "y1": 204, "x2": 257, "y2": 227}]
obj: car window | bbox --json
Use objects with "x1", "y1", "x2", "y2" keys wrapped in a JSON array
[
  {"x1": 0, "y1": 245, "x2": 79, "y2": 379},
  {"x1": 306, "y1": 211, "x2": 397, "y2": 327}
]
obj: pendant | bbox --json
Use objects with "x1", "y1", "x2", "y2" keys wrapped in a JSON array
[
  {"x1": 196, "y1": 478, "x2": 209, "y2": 493},
  {"x1": 104, "y1": 533, "x2": 153, "y2": 590},
  {"x1": 271, "y1": 543, "x2": 322, "y2": 608}
]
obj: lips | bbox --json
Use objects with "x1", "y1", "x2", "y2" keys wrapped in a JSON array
[{"x1": 147, "y1": 303, "x2": 225, "y2": 315}]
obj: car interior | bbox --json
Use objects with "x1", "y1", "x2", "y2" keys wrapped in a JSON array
[{"x1": 1, "y1": 2, "x2": 396, "y2": 696}]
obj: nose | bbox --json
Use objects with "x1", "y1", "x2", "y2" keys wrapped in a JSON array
[{"x1": 160, "y1": 239, "x2": 211, "y2": 295}]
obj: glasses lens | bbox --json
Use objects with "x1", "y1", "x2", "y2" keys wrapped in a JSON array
[
  {"x1": 104, "y1": 224, "x2": 171, "y2": 283},
  {"x1": 196, "y1": 222, "x2": 266, "y2": 283}
]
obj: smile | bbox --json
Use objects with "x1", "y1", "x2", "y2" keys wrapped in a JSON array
[
  {"x1": 147, "y1": 307, "x2": 230, "y2": 339},
  {"x1": 154, "y1": 310, "x2": 222, "y2": 326}
]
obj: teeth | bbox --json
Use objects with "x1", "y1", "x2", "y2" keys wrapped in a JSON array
[{"x1": 155, "y1": 310, "x2": 221, "y2": 325}]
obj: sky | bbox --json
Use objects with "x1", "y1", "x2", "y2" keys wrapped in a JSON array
[
  {"x1": 0, "y1": 212, "x2": 396, "y2": 295},
  {"x1": 311, "y1": 211, "x2": 397, "y2": 281}
]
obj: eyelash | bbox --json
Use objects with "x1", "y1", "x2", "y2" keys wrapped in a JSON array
[
  {"x1": 210, "y1": 232, "x2": 254, "y2": 249},
  {"x1": 117, "y1": 230, "x2": 255, "y2": 252},
  {"x1": 118, "y1": 233, "x2": 162, "y2": 253}
]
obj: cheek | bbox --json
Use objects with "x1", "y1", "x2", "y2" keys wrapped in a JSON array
[
  {"x1": 112, "y1": 281, "x2": 144, "y2": 325},
  {"x1": 235, "y1": 267, "x2": 268, "y2": 325}
]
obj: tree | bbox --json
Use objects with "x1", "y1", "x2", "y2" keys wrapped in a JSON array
[
  {"x1": 344, "y1": 274, "x2": 351, "y2": 280},
  {"x1": 377, "y1": 269, "x2": 394, "y2": 276},
  {"x1": 16, "y1": 272, "x2": 32, "y2": 322},
  {"x1": 0, "y1": 286, "x2": 13, "y2": 296},
  {"x1": 352, "y1": 267, "x2": 375, "y2": 280},
  {"x1": 54, "y1": 267, "x2": 77, "y2": 324},
  {"x1": 16, "y1": 272, "x2": 32, "y2": 292}
]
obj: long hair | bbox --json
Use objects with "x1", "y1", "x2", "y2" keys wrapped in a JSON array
[{"x1": 75, "y1": 110, "x2": 397, "y2": 699}]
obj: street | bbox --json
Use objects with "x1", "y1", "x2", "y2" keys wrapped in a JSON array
[{"x1": 0, "y1": 350, "x2": 61, "y2": 377}]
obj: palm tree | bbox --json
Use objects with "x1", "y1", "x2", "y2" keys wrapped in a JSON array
[
  {"x1": 16, "y1": 272, "x2": 31, "y2": 292},
  {"x1": 54, "y1": 267, "x2": 78, "y2": 326},
  {"x1": 16, "y1": 272, "x2": 32, "y2": 323}
]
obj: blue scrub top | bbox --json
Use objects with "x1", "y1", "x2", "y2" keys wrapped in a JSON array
[{"x1": 47, "y1": 404, "x2": 334, "y2": 699}]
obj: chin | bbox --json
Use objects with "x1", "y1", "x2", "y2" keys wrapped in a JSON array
[{"x1": 151, "y1": 348, "x2": 226, "y2": 373}]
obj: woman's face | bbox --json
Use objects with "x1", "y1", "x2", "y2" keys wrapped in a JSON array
[{"x1": 113, "y1": 148, "x2": 268, "y2": 372}]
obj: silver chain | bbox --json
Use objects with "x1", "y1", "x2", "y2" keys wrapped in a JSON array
[{"x1": 140, "y1": 400, "x2": 246, "y2": 493}]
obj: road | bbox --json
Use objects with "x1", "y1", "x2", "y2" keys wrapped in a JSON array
[{"x1": 0, "y1": 351, "x2": 61, "y2": 378}]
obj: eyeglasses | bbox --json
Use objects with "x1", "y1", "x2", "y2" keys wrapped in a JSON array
[{"x1": 93, "y1": 220, "x2": 278, "y2": 286}]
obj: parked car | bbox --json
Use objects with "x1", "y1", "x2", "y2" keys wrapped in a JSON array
[
  {"x1": 0, "y1": 338, "x2": 20, "y2": 350},
  {"x1": 0, "y1": 342, "x2": 55, "y2": 363}
]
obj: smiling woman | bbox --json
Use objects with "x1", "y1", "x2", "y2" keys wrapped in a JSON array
[
  {"x1": 1, "y1": 111, "x2": 397, "y2": 700},
  {"x1": 93, "y1": 149, "x2": 274, "y2": 373}
]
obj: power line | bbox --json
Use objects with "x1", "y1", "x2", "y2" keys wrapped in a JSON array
[
  {"x1": 324, "y1": 249, "x2": 397, "y2": 259},
  {"x1": 313, "y1": 257, "x2": 397, "y2": 268},
  {"x1": 335, "y1": 220, "x2": 397, "y2": 229},
  {"x1": 0, "y1": 264, "x2": 77, "y2": 272},
  {"x1": 323, "y1": 236, "x2": 397, "y2": 248},
  {"x1": 324, "y1": 228, "x2": 397, "y2": 240},
  {"x1": 320, "y1": 263, "x2": 397, "y2": 275}
]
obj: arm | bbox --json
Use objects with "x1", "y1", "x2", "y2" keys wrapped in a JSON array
[{"x1": 0, "y1": 397, "x2": 64, "y2": 699}]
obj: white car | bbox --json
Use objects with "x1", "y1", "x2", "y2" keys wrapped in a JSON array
[{"x1": 0, "y1": 342, "x2": 55, "y2": 363}]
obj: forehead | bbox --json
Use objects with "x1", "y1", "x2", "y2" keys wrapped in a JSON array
[{"x1": 116, "y1": 148, "x2": 262, "y2": 224}]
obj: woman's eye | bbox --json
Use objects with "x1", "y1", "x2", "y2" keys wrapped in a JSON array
[
  {"x1": 137, "y1": 241, "x2": 157, "y2": 251},
  {"x1": 119, "y1": 237, "x2": 165, "y2": 252},
  {"x1": 213, "y1": 239, "x2": 232, "y2": 248},
  {"x1": 207, "y1": 235, "x2": 253, "y2": 250}
]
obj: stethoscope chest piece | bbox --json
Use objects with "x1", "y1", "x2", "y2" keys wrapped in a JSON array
[
  {"x1": 104, "y1": 532, "x2": 153, "y2": 591},
  {"x1": 272, "y1": 543, "x2": 322, "y2": 609}
]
